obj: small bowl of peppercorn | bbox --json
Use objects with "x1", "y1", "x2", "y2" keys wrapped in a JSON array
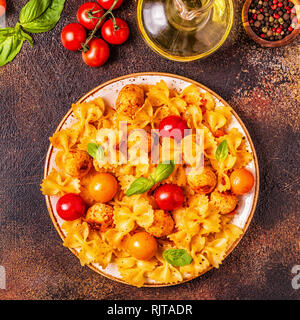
[{"x1": 242, "y1": 0, "x2": 300, "y2": 47}]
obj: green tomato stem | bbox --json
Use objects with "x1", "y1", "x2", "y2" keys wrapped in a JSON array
[{"x1": 82, "y1": 0, "x2": 119, "y2": 51}]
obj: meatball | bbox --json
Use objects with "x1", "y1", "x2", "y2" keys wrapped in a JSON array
[
  {"x1": 64, "y1": 150, "x2": 92, "y2": 178},
  {"x1": 84, "y1": 203, "x2": 114, "y2": 231},
  {"x1": 210, "y1": 191, "x2": 238, "y2": 215},
  {"x1": 115, "y1": 84, "x2": 145, "y2": 118},
  {"x1": 146, "y1": 210, "x2": 174, "y2": 238},
  {"x1": 187, "y1": 167, "x2": 217, "y2": 194}
]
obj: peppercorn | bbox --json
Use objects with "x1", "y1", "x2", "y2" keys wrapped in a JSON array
[
  {"x1": 247, "y1": 0, "x2": 295, "y2": 41},
  {"x1": 258, "y1": 13, "x2": 264, "y2": 20},
  {"x1": 254, "y1": 21, "x2": 261, "y2": 27},
  {"x1": 283, "y1": 13, "x2": 289, "y2": 20}
]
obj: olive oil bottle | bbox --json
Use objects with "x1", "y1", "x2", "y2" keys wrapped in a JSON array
[{"x1": 137, "y1": 0, "x2": 234, "y2": 61}]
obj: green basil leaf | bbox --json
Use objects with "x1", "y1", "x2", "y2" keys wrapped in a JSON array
[
  {"x1": 126, "y1": 177, "x2": 155, "y2": 197},
  {"x1": 163, "y1": 249, "x2": 193, "y2": 267},
  {"x1": 154, "y1": 160, "x2": 175, "y2": 183},
  {"x1": 87, "y1": 143, "x2": 104, "y2": 161},
  {"x1": 215, "y1": 139, "x2": 228, "y2": 162},
  {"x1": 21, "y1": 0, "x2": 66, "y2": 33},
  {"x1": 20, "y1": 0, "x2": 52, "y2": 24},
  {"x1": 0, "y1": 27, "x2": 33, "y2": 67}
]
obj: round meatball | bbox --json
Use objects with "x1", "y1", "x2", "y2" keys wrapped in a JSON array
[
  {"x1": 187, "y1": 167, "x2": 217, "y2": 194},
  {"x1": 85, "y1": 203, "x2": 114, "y2": 231},
  {"x1": 115, "y1": 84, "x2": 145, "y2": 118},
  {"x1": 64, "y1": 150, "x2": 92, "y2": 178},
  {"x1": 146, "y1": 210, "x2": 174, "y2": 238},
  {"x1": 210, "y1": 191, "x2": 238, "y2": 215}
]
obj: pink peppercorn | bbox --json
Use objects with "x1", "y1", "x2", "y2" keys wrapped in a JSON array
[
  {"x1": 288, "y1": 26, "x2": 293, "y2": 31},
  {"x1": 253, "y1": 14, "x2": 257, "y2": 19},
  {"x1": 277, "y1": 2, "x2": 283, "y2": 7},
  {"x1": 276, "y1": 27, "x2": 281, "y2": 33},
  {"x1": 273, "y1": 13, "x2": 280, "y2": 19},
  {"x1": 271, "y1": 4, "x2": 277, "y2": 9},
  {"x1": 260, "y1": 34, "x2": 265, "y2": 38},
  {"x1": 273, "y1": 0, "x2": 277, "y2": 3}
]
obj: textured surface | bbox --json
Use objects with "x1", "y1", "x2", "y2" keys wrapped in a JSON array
[{"x1": 0, "y1": 0, "x2": 299, "y2": 300}]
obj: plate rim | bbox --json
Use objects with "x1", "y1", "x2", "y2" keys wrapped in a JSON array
[{"x1": 43, "y1": 72, "x2": 260, "y2": 287}]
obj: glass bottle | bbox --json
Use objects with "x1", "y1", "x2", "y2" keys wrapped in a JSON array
[{"x1": 137, "y1": 0, "x2": 234, "y2": 61}]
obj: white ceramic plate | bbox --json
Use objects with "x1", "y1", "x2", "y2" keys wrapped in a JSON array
[{"x1": 44, "y1": 72, "x2": 259, "y2": 287}]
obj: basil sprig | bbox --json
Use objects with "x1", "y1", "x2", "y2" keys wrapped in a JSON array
[
  {"x1": 125, "y1": 160, "x2": 175, "y2": 196},
  {"x1": 215, "y1": 139, "x2": 228, "y2": 162},
  {"x1": 163, "y1": 249, "x2": 193, "y2": 267},
  {"x1": 0, "y1": 0, "x2": 65, "y2": 66},
  {"x1": 20, "y1": 0, "x2": 52, "y2": 26},
  {"x1": 20, "y1": 0, "x2": 66, "y2": 33},
  {"x1": 125, "y1": 177, "x2": 155, "y2": 197},
  {"x1": 154, "y1": 160, "x2": 175, "y2": 183},
  {"x1": 0, "y1": 25, "x2": 33, "y2": 67},
  {"x1": 88, "y1": 143, "x2": 105, "y2": 161}
]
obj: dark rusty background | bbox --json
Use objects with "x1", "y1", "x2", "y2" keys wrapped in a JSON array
[{"x1": 0, "y1": 0, "x2": 299, "y2": 300}]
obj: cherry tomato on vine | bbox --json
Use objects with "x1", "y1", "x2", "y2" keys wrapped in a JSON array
[
  {"x1": 159, "y1": 115, "x2": 188, "y2": 141},
  {"x1": 77, "y1": 2, "x2": 105, "y2": 30},
  {"x1": 61, "y1": 23, "x2": 86, "y2": 51},
  {"x1": 101, "y1": 18, "x2": 129, "y2": 45},
  {"x1": 56, "y1": 193, "x2": 86, "y2": 221},
  {"x1": 154, "y1": 184, "x2": 185, "y2": 211},
  {"x1": 0, "y1": 0, "x2": 6, "y2": 18},
  {"x1": 230, "y1": 168, "x2": 254, "y2": 195},
  {"x1": 87, "y1": 172, "x2": 118, "y2": 202},
  {"x1": 82, "y1": 38, "x2": 110, "y2": 67},
  {"x1": 127, "y1": 232, "x2": 158, "y2": 260},
  {"x1": 97, "y1": 0, "x2": 123, "y2": 10}
]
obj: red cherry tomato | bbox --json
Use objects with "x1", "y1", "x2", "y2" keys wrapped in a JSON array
[
  {"x1": 159, "y1": 116, "x2": 188, "y2": 140},
  {"x1": 56, "y1": 193, "x2": 86, "y2": 221},
  {"x1": 82, "y1": 38, "x2": 109, "y2": 67},
  {"x1": 101, "y1": 18, "x2": 129, "y2": 45},
  {"x1": 154, "y1": 184, "x2": 185, "y2": 211},
  {"x1": 77, "y1": 2, "x2": 105, "y2": 30},
  {"x1": 97, "y1": 0, "x2": 123, "y2": 10},
  {"x1": 0, "y1": 0, "x2": 6, "y2": 18},
  {"x1": 61, "y1": 23, "x2": 86, "y2": 51}
]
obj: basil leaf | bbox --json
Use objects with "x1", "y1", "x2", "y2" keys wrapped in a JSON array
[
  {"x1": 163, "y1": 249, "x2": 193, "y2": 267},
  {"x1": 20, "y1": 0, "x2": 52, "y2": 25},
  {"x1": 154, "y1": 160, "x2": 175, "y2": 183},
  {"x1": 0, "y1": 27, "x2": 33, "y2": 67},
  {"x1": 87, "y1": 143, "x2": 104, "y2": 161},
  {"x1": 215, "y1": 139, "x2": 228, "y2": 162},
  {"x1": 126, "y1": 177, "x2": 155, "y2": 197},
  {"x1": 21, "y1": 0, "x2": 66, "y2": 33}
]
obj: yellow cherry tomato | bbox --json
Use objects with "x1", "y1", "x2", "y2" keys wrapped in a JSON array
[
  {"x1": 88, "y1": 172, "x2": 118, "y2": 203},
  {"x1": 230, "y1": 168, "x2": 254, "y2": 195},
  {"x1": 127, "y1": 232, "x2": 158, "y2": 260}
]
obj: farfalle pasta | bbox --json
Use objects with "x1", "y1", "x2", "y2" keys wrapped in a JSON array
[{"x1": 41, "y1": 80, "x2": 255, "y2": 287}]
